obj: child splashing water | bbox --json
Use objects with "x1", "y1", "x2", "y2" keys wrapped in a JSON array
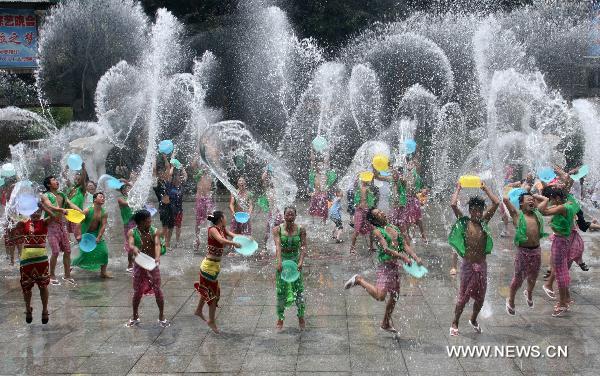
[{"x1": 448, "y1": 181, "x2": 499, "y2": 336}]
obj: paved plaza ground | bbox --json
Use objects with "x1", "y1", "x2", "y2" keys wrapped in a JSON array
[{"x1": 1, "y1": 200, "x2": 600, "y2": 375}]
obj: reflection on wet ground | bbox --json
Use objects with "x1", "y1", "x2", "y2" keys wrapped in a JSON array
[{"x1": 1, "y1": 201, "x2": 599, "y2": 375}]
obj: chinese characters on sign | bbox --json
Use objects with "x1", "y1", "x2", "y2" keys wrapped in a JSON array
[{"x1": 0, "y1": 9, "x2": 38, "y2": 68}]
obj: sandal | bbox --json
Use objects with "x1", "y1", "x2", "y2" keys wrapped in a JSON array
[
  {"x1": 158, "y1": 319, "x2": 171, "y2": 328},
  {"x1": 380, "y1": 318, "x2": 398, "y2": 333},
  {"x1": 126, "y1": 318, "x2": 140, "y2": 327},
  {"x1": 50, "y1": 279, "x2": 61, "y2": 286},
  {"x1": 505, "y1": 299, "x2": 515, "y2": 316},
  {"x1": 449, "y1": 327, "x2": 460, "y2": 336},
  {"x1": 552, "y1": 305, "x2": 568, "y2": 317},
  {"x1": 523, "y1": 289, "x2": 534, "y2": 308},
  {"x1": 579, "y1": 262, "x2": 590, "y2": 271},
  {"x1": 41, "y1": 311, "x2": 49, "y2": 325},
  {"x1": 344, "y1": 274, "x2": 359, "y2": 289},
  {"x1": 25, "y1": 308, "x2": 33, "y2": 324},
  {"x1": 468, "y1": 319, "x2": 482, "y2": 333},
  {"x1": 542, "y1": 285, "x2": 556, "y2": 300},
  {"x1": 449, "y1": 268, "x2": 457, "y2": 276},
  {"x1": 62, "y1": 276, "x2": 77, "y2": 286}
]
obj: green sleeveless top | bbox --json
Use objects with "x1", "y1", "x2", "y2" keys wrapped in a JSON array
[
  {"x1": 375, "y1": 225, "x2": 405, "y2": 263},
  {"x1": 550, "y1": 197, "x2": 580, "y2": 237},
  {"x1": 514, "y1": 209, "x2": 547, "y2": 245},
  {"x1": 279, "y1": 225, "x2": 301, "y2": 252},
  {"x1": 44, "y1": 191, "x2": 68, "y2": 218},
  {"x1": 448, "y1": 216, "x2": 493, "y2": 258},
  {"x1": 119, "y1": 195, "x2": 133, "y2": 224},
  {"x1": 69, "y1": 186, "x2": 85, "y2": 209},
  {"x1": 326, "y1": 169, "x2": 337, "y2": 188},
  {"x1": 132, "y1": 226, "x2": 166, "y2": 255},
  {"x1": 81, "y1": 206, "x2": 105, "y2": 234},
  {"x1": 354, "y1": 188, "x2": 376, "y2": 208},
  {"x1": 396, "y1": 169, "x2": 422, "y2": 207},
  {"x1": 308, "y1": 169, "x2": 316, "y2": 190}
]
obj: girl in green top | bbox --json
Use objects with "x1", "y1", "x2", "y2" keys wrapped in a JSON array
[
  {"x1": 273, "y1": 206, "x2": 307, "y2": 331},
  {"x1": 345, "y1": 208, "x2": 422, "y2": 332},
  {"x1": 72, "y1": 192, "x2": 111, "y2": 278}
]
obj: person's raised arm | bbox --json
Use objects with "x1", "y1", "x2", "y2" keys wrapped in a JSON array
[
  {"x1": 117, "y1": 196, "x2": 128, "y2": 208},
  {"x1": 450, "y1": 182, "x2": 463, "y2": 218},
  {"x1": 298, "y1": 227, "x2": 307, "y2": 271},
  {"x1": 534, "y1": 193, "x2": 566, "y2": 216},
  {"x1": 273, "y1": 225, "x2": 282, "y2": 272},
  {"x1": 79, "y1": 163, "x2": 88, "y2": 191},
  {"x1": 482, "y1": 182, "x2": 500, "y2": 221},
  {"x1": 502, "y1": 195, "x2": 519, "y2": 226}
]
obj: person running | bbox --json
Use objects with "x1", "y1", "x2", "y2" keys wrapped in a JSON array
[
  {"x1": 229, "y1": 177, "x2": 253, "y2": 235},
  {"x1": 273, "y1": 207, "x2": 307, "y2": 331},
  {"x1": 448, "y1": 181, "x2": 499, "y2": 336},
  {"x1": 168, "y1": 167, "x2": 187, "y2": 248},
  {"x1": 19, "y1": 205, "x2": 51, "y2": 324},
  {"x1": 537, "y1": 185, "x2": 582, "y2": 317},
  {"x1": 127, "y1": 209, "x2": 169, "y2": 327},
  {"x1": 194, "y1": 211, "x2": 241, "y2": 333},
  {"x1": 503, "y1": 191, "x2": 547, "y2": 315},
  {"x1": 344, "y1": 208, "x2": 422, "y2": 332},
  {"x1": 117, "y1": 184, "x2": 135, "y2": 272},
  {"x1": 350, "y1": 176, "x2": 376, "y2": 255},
  {"x1": 72, "y1": 192, "x2": 111, "y2": 278},
  {"x1": 192, "y1": 160, "x2": 214, "y2": 252},
  {"x1": 40, "y1": 175, "x2": 83, "y2": 286}
]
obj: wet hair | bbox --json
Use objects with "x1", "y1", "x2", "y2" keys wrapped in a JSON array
[
  {"x1": 43, "y1": 175, "x2": 55, "y2": 191},
  {"x1": 284, "y1": 206, "x2": 297, "y2": 215},
  {"x1": 542, "y1": 185, "x2": 566, "y2": 201},
  {"x1": 518, "y1": 192, "x2": 532, "y2": 204},
  {"x1": 93, "y1": 192, "x2": 104, "y2": 200},
  {"x1": 87, "y1": 180, "x2": 97, "y2": 187},
  {"x1": 366, "y1": 208, "x2": 383, "y2": 227},
  {"x1": 119, "y1": 183, "x2": 129, "y2": 194},
  {"x1": 468, "y1": 196, "x2": 486, "y2": 210},
  {"x1": 207, "y1": 210, "x2": 224, "y2": 225},
  {"x1": 133, "y1": 209, "x2": 151, "y2": 225}
]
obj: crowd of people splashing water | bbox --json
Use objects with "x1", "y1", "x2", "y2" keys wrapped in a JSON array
[{"x1": 1, "y1": 0, "x2": 600, "y2": 340}]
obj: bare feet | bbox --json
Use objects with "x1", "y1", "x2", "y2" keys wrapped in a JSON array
[
  {"x1": 100, "y1": 272, "x2": 113, "y2": 279},
  {"x1": 298, "y1": 317, "x2": 305, "y2": 330},
  {"x1": 207, "y1": 320, "x2": 220, "y2": 334},
  {"x1": 276, "y1": 319, "x2": 284, "y2": 331},
  {"x1": 194, "y1": 307, "x2": 206, "y2": 322},
  {"x1": 449, "y1": 268, "x2": 457, "y2": 276}
]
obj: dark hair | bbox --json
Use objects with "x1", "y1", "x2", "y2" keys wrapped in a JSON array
[
  {"x1": 468, "y1": 196, "x2": 486, "y2": 210},
  {"x1": 119, "y1": 183, "x2": 129, "y2": 194},
  {"x1": 542, "y1": 185, "x2": 566, "y2": 200},
  {"x1": 518, "y1": 192, "x2": 532, "y2": 204},
  {"x1": 284, "y1": 206, "x2": 297, "y2": 215},
  {"x1": 43, "y1": 175, "x2": 55, "y2": 191},
  {"x1": 366, "y1": 208, "x2": 383, "y2": 227},
  {"x1": 133, "y1": 209, "x2": 151, "y2": 225},
  {"x1": 207, "y1": 210, "x2": 224, "y2": 225},
  {"x1": 92, "y1": 192, "x2": 104, "y2": 200}
]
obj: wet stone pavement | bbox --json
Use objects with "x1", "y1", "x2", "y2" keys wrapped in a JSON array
[{"x1": 1, "y1": 200, "x2": 600, "y2": 375}]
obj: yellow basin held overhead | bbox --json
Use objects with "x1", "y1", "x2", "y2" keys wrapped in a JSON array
[{"x1": 459, "y1": 175, "x2": 481, "y2": 189}]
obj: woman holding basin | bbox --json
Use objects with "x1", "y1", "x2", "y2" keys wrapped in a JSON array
[
  {"x1": 194, "y1": 211, "x2": 242, "y2": 334},
  {"x1": 229, "y1": 177, "x2": 253, "y2": 236},
  {"x1": 273, "y1": 206, "x2": 307, "y2": 331}
]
